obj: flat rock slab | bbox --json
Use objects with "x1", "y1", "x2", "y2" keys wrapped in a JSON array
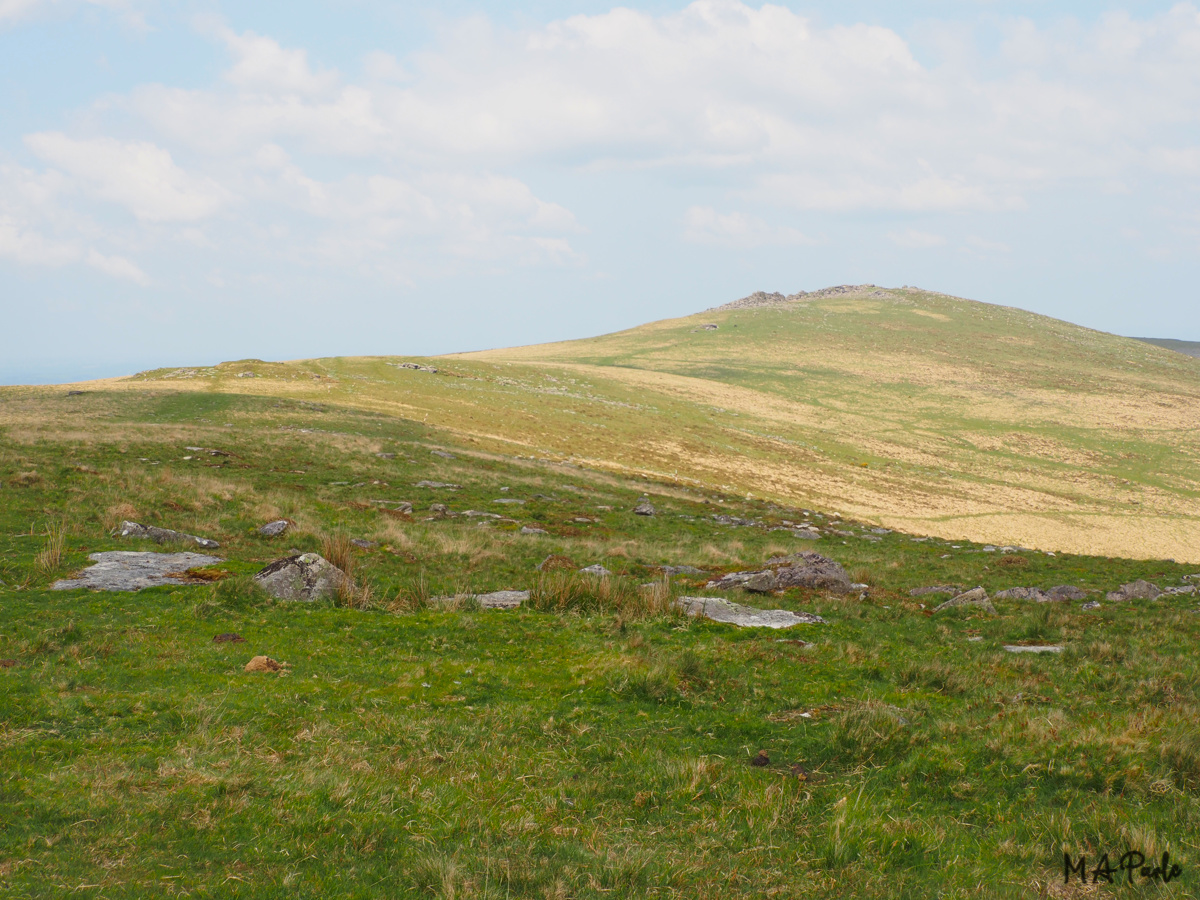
[
  {"x1": 430, "y1": 590, "x2": 529, "y2": 609},
  {"x1": 120, "y1": 521, "x2": 220, "y2": 550},
  {"x1": 52, "y1": 551, "x2": 224, "y2": 592},
  {"x1": 934, "y1": 587, "x2": 997, "y2": 614},
  {"x1": 1003, "y1": 645, "x2": 1064, "y2": 654},
  {"x1": 677, "y1": 596, "x2": 826, "y2": 629}
]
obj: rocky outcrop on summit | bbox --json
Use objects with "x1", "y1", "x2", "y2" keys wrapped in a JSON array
[{"x1": 709, "y1": 285, "x2": 899, "y2": 312}]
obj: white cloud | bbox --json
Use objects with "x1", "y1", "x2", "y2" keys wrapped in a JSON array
[
  {"x1": 0, "y1": 215, "x2": 78, "y2": 265},
  {"x1": 888, "y1": 229, "x2": 947, "y2": 249},
  {"x1": 683, "y1": 206, "x2": 813, "y2": 248},
  {"x1": 87, "y1": 248, "x2": 150, "y2": 284},
  {"x1": 221, "y1": 28, "x2": 340, "y2": 96},
  {"x1": 25, "y1": 133, "x2": 232, "y2": 222},
  {"x1": 0, "y1": 0, "x2": 144, "y2": 27}
]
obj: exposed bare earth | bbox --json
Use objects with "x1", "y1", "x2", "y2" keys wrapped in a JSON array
[{"x1": 8, "y1": 286, "x2": 1199, "y2": 562}]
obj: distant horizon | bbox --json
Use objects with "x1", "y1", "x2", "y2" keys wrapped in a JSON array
[{"x1": 4, "y1": 284, "x2": 1199, "y2": 387}]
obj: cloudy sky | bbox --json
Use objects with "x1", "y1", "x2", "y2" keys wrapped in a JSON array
[{"x1": 2, "y1": 0, "x2": 1199, "y2": 383}]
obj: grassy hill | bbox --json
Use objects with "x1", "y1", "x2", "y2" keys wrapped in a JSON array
[
  {"x1": 45, "y1": 284, "x2": 1200, "y2": 562},
  {"x1": 2, "y1": 286, "x2": 1199, "y2": 897}
]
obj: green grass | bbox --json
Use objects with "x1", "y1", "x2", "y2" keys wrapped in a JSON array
[{"x1": 1, "y1": 384, "x2": 1198, "y2": 897}]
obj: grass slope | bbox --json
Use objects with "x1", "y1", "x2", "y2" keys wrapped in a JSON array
[{"x1": 1, "y1": 382, "x2": 1199, "y2": 897}]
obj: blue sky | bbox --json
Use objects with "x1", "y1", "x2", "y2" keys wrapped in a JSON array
[{"x1": 2, "y1": 1, "x2": 1199, "y2": 384}]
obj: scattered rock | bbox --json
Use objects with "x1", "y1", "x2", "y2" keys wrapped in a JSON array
[
  {"x1": 677, "y1": 596, "x2": 826, "y2": 629},
  {"x1": 184, "y1": 446, "x2": 231, "y2": 457},
  {"x1": 52, "y1": 551, "x2": 224, "y2": 592},
  {"x1": 244, "y1": 656, "x2": 284, "y2": 673},
  {"x1": 772, "y1": 552, "x2": 853, "y2": 593},
  {"x1": 909, "y1": 585, "x2": 963, "y2": 597},
  {"x1": 994, "y1": 586, "x2": 1049, "y2": 602},
  {"x1": 572, "y1": 517, "x2": 595, "y2": 524},
  {"x1": 66, "y1": 390, "x2": 86, "y2": 396},
  {"x1": 431, "y1": 450, "x2": 456, "y2": 459},
  {"x1": 579, "y1": 564, "x2": 612, "y2": 577},
  {"x1": 375, "y1": 452, "x2": 396, "y2": 459},
  {"x1": 213, "y1": 633, "x2": 245, "y2": 644},
  {"x1": 369, "y1": 500, "x2": 412, "y2": 513},
  {"x1": 1003, "y1": 645, "x2": 1063, "y2": 654},
  {"x1": 870, "y1": 527, "x2": 891, "y2": 535},
  {"x1": 429, "y1": 503, "x2": 450, "y2": 519},
  {"x1": 1045, "y1": 585, "x2": 1088, "y2": 602},
  {"x1": 120, "y1": 521, "x2": 220, "y2": 550},
  {"x1": 397, "y1": 362, "x2": 438, "y2": 373},
  {"x1": 712, "y1": 514, "x2": 756, "y2": 527},
  {"x1": 464, "y1": 510, "x2": 502, "y2": 519},
  {"x1": 350, "y1": 538, "x2": 377, "y2": 549},
  {"x1": 1081, "y1": 601, "x2": 1101, "y2": 611},
  {"x1": 742, "y1": 571, "x2": 780, "y2": 593},
  {"x1": 659, "y1": 565, "x2": 705, "y2": 577},
  {"x1": 791, "y1": 528, "x2": 822, "y2": 540},
  {"x1": 537, "y1": 554, "x2": 576, "y2": 572},
  {"x1": 1107, "y1": 580, "x2": 1161, "y2": 602},
  {"x1": 634, "y1": 499, "x2": 656, "y2": 516},
  {"x1": 933, "y1": 587, "x2": 996, "y2": 614},
  {"x1": 416, "y1": 481, "x2": 460, "y2": 490},
  {"x1": 259, "y1": 520, "x2": 290, "y2": 537},
  {"x1": 474, "y1": 590, "x2": 528, "y2": 609},
  {"x1": 520, "y1": 526, "x2": 548, "y2": 535},
  {"x1": 252, "y1": 553, "x2": 350, "y2": 602},
  {"x1": 750, "y1": 750, "x2": 770, "y2": 767},
  {"x1": 493, "y1": 498, "x2": 526, "y2": 505},
  {"x1": 1162, "y1": 585, "x2": 1197, "y2": 596}
]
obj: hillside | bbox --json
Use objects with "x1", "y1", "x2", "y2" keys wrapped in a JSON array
[{"x1": 3, "y1": 287, "x2": 1200, "y2": 896}]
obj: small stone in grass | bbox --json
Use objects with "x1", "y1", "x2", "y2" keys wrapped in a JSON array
[{"x1": 259, "y1": 520, "x2": 289, "y2": 537}]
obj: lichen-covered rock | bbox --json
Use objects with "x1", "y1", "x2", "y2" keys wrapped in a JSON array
[
  {"x1": 1106, "y1": 580, "x2": 1161, "y2": 602},
  {"x1": 634, "y1": 499, "x2": 656, "y2": 516},
  {"x1": 934, "y1": 587, "x2": 996, "y2": 614},
  {"x1": 259, "y1": 520, "x2": 289, "y2": 537},
  {"x1": 252, "y1": 553, "x2": 350, "y2": 602},
  {"x1": 742, "y1": 571, "x2": 780, "y2": 593},
  {"x1": 773, "y1": 552, "x2": 853, "y2": 594},
  {"x1": 676, "y1": 596, "x2": 826, "y2": 629},
  {"x1": 579, "y1": 564, "x2": 612, "y2": 577},
  {"x1": 52, "y1": 551, "x2": 224, "y2": 592},
  {"x1": 1045, "y1": 585, "x2": 1088, "y2": 602},
  {"x1": 120, "y1": 521, "x2": 219, "y2": 550},
  {"x1": 994, "y1": 586, "x2": 1050, "y2": 602}
]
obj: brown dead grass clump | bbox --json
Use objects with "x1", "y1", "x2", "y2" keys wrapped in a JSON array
[
  {"x1": 997, "y1": 554, "x2": 1029, "y2": 568},
  {"x1": 10, "y1": 470, "x2": 41, "y2": 487},
  {"x1": 244, "y1": 656, "x2": 285, "y2": 673},
  {"x1": 530, "y1": 572, "x2": 676, "y2": 620},
  {"x1": 320, "y1": 534, "x2": 356, "y2": 577}
]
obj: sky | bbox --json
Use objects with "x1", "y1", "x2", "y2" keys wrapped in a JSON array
[{"x1": 2, "y1": 1, "x2": 1199, "y2": 384}]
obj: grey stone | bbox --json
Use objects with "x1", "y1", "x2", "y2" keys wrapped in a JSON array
[
  {"x1": 431, "y1": 450, "x2": 456, "y2": 459},
  {"x1": 52, "y1": 551, "x2": 224, "y2": 592},
  {"x1": 676, "y1": 596, "x2": 826, "y2": 629},
  {"x1": 934, "y1": 587, "x2": 996, "y2": 614},
  {"x1": 870, "y1": 527, "x2": 891, "y2": 535},
  {"x1": 792, "y1": 528, "x2": 822, "y2": 540},
  {"x1": 120, "y1": 521, "x2": 220, "y2": 550},
  {"x1": 1162, "y1": 585, "x2": 1197, "y2": 596},
  {"x1": 259, "y1": 520, "x2": 289, "y2": 537},
  {"x1": 1081, "y1": 600, "x2": 1102, "y2": 610},
  {"x1": 712, "y1": 514, "x2": 757, "y2": 527},
  {"x1": 475, "y1": 590, "x2": 528, "y2": 609},
  {"x1": 253, "y1": 553, "x2": 350, "y2": 602},
  {"x1": 1106, "y1": 580, "x2": 1161, "y2": 602},
  {"x1": 493, "y1": 498, "x2": 526, "y2": 505},
  {"x1": 375, "y1": 452, "x2": 396, "y2": 459},
  {"x1": 429, "y1": 503, "x2": 450, "y2": 519},
  {"x1": 464, "y1": 510, "x2": 502, "y2": 519},
  {"x1": 772, "y1": 552, "x2": 853, "y2": 594},
  {"x1": 350, "y1": 538, "x2": 376, "y2": 549},
  {"x1": 705, "y1": 571, "x2": 768, "y2": 590},
  {"x1": 416, "y1": 481, "x2": 460, "y2": 490},
  {"x1": 520, "y1": 526, "x2": 548, "y2": 535},
  {"x1": 659, "y1": 565, "x2": 705, "y2": 577},
  {"x1": 908, "y1": 585, "x2": 963, "y2": 597},
  {"x1": 579, "y1": 564, "x2": 612, "y2": 577},
  {"x1": 634, "y1": 499, "x2": 656, "y2": 516},
  {"x1": 1045, "y1": 585, "x2": 1088, "y2": 602},
  {"x1": 369, "y1": 500, "x2": 412, "y2": 513},
  {"x1": 1003, "y1": 645, "x2": 1063, "y2": 654},
  {"x1": 994, "y1": 586, "x2": 1049, "y2": 602},
  {"x1": 742, "y1": 571, "x2": 780, "y2": 593}
]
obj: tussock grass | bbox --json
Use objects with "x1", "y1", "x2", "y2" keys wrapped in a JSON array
[
  {"x1": 529, "y1": 572, "x2": 677, "y2": 620},
  {"x1": 34, "y1": 521, "x2": 66, "y2": 575}
]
